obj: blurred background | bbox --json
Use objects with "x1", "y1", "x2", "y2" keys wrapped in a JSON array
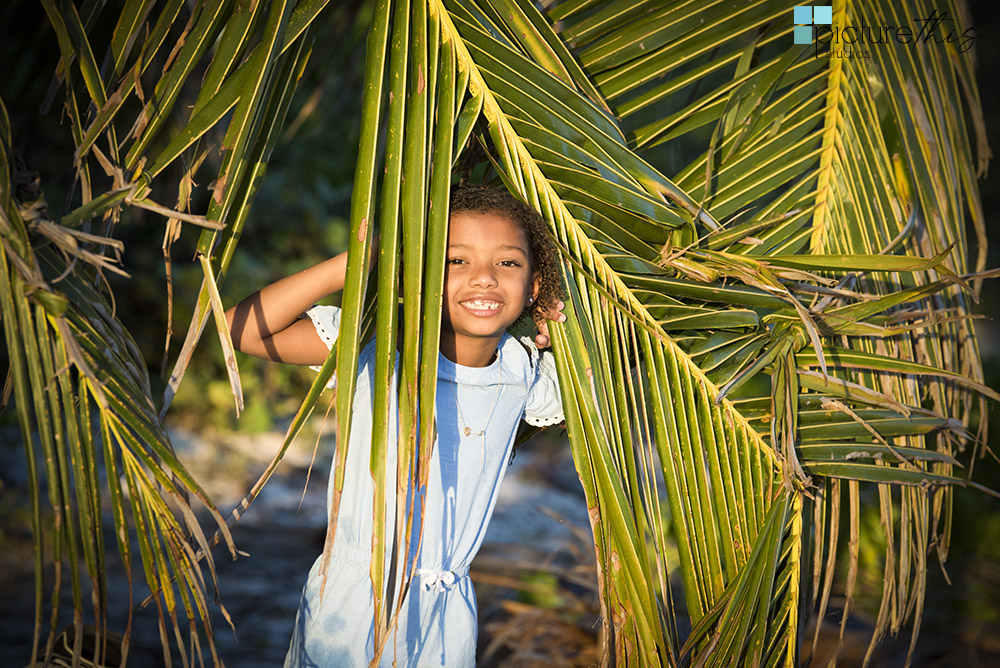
[{"x1": 1, "y1": 1, "x2": 999, "y2": 666}]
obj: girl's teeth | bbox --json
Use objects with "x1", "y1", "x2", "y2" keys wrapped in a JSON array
[{"x1": 465, "y1": 300, "x2": 500, "y2": 309}]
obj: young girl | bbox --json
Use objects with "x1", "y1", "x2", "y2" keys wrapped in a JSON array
[{"x1": 225, "y1": 184, "x2": 566, "y2": 667}]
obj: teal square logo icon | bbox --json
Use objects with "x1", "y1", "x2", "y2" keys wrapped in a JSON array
[
  {"x1": 793, "y1": 5, "x2": 833, "y2": 44},
  {"x1": 793, "y1": 6, "x2": 812, "y2": 24},
  {"x1": 793, "y1": 25, "x2": 813, "y2": 44}
]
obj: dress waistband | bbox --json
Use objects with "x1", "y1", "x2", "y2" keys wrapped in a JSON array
[{"x1": 327, "y1": 545, "x2": 470, "y2": 592}]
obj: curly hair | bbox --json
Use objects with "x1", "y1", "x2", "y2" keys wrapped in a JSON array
[{"x1": 449, "y1": 183, "x2": 564, "y2": 327}]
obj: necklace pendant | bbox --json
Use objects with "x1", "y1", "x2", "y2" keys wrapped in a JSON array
[{"x1": 463, "y1": 427, "x2": 472, "y2": 437}]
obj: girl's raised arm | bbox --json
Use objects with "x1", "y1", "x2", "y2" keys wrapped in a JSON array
[{"x1": 225, "y1": 242, "x2": 374, "y2": 365}]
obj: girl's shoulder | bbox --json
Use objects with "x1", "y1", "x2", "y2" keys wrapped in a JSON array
[
  {"x1": 304, "y1": 305, "x2": 381, "y2": 389},
  {"x1": 501, "y1": 332, "x2": 544, "y2": 381}
]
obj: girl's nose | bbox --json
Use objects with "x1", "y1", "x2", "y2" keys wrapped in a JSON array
[{"x1": 470, "y1": 264, "x2": 498, "y2": 287}]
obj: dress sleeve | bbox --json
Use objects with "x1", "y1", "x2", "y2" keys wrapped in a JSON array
[
  {"x1": 523, "y1": 341, "x2": 564, "y2": 427},
  {"x1": 304, "y1": 305, "x2": 340, "y2": 387},
  {"x1": 305, "y1": 305, "x2": 341, "y2": 350}
]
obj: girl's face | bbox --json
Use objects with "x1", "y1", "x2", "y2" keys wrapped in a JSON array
[{"x1": 441, "y1": 210, "x2": 538, "y2": 366}]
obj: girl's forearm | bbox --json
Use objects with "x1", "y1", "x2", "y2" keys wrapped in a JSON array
[{"x1": 225, "y1": 252, "x2": 348, "y2": 359}]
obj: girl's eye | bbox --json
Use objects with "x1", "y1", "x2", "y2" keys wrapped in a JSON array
[
  {"x1": 447, "y1": 258, "x2": 465, "y2": 265},
  {"x1": 499, "y1": 260, "x2": 521, "y2": 267}
]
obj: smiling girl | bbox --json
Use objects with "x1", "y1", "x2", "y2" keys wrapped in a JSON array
[{"x1": 225, "y1": 183, "x2": 566, "y2": 667}]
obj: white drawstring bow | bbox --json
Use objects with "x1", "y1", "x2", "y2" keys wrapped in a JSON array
[{"x1": 416, "y1": 568, "x2": 458, "y2": 592}]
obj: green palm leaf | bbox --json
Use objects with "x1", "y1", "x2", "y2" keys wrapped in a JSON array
[{"x1": 1, "y1": 1, "x2": 328, "y2": 664}]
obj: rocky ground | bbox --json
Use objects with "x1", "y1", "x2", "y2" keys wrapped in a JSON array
[{"x1": 3, "y1": 421, "x2": 999, "y2": 667}]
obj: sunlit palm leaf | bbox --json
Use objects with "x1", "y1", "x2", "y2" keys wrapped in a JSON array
[
  {"x1": 1, "y1": 1, "x2": 329, "y2": 664},
  {"x1": 435, "y1": 0, "x2": 988, "y2": 665},
  {"x1": 1, "y1": 189, "x2": 238, "y2": 666}
]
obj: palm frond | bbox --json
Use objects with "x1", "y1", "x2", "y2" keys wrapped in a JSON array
[{"x1": 1, "y1": 1, "x2": 328, "y2": 663}]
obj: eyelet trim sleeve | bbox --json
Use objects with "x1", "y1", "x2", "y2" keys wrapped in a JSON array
[
  {"x1": 305, "y1": 305, "x2": 340, "y2": 350},
  {"x1": 521, "y1": 338, "x2": 564, "y2": 427},
  {"x1": 305, "y1": 305, "x2": 341, "y2": 388}
]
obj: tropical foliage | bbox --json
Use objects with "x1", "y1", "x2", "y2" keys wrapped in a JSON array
[{"x1": 0, "y1": 0, "x2": 995, "y2": 667}]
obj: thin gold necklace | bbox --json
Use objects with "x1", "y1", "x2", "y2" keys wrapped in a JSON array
[{"x1": 454, "y1": 346, "x2": 504, "y2": 472}]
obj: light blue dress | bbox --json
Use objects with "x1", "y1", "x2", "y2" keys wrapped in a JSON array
[{"x1": 284, "y1": 306, "x2": 563, "y2": 667}]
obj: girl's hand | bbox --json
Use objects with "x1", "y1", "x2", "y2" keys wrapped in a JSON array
[{"x1": 532, "y1": 299, "x2": 566, "y2": 349}]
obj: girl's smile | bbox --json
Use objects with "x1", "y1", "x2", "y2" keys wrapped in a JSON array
[
  {"x1": 441, "y1": 211, "x2": 538, "y2": 366},
  {"x1": 458, "y1": 298, "x2": 502, "y2": 313}
]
